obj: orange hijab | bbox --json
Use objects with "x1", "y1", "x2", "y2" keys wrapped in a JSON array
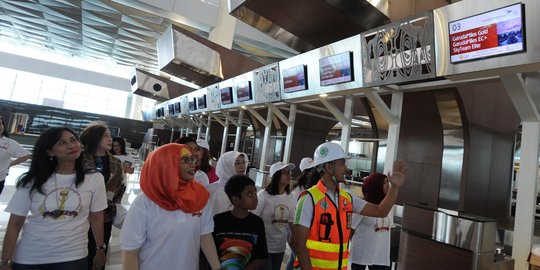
[{"x1": 140, "y1": 144, "x2": 209, "y2": 213}]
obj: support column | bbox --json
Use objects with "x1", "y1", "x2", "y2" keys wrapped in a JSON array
[
  {"x1": 247, "y1": 107, "x2": 273, "y2": 187},
  {"x1": 320, "y1": 96, "x2": 352, "y2": 151},
  {"x1": 233, "y1": 111, "x2": 244, "y2": 151},
  {"x1": 267, "y1": 103, "x2": 297, "y2": 163},
  {"x1": 205, "y1": 114, "x2": 212, "y2": 140},
  {"x1": 210, "y1": 114, "x2": 229, "y2": 157},
  {"x1": 384, "y1": 92, "x2": 403, "y2": 173},
  {"x1": 364, "y1": 89, "x2": 401, "y2": 172},
  {"x1": 501, "y1": 73, "x2": 540, "y2": 270}
]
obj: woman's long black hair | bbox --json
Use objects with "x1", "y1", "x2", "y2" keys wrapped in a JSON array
[
  {"x1": 17, "y1": 127, "x2": 85, "y2": 194},
  {"x1": 265, "y1": 170, "x2": 291, "y2": 195}
]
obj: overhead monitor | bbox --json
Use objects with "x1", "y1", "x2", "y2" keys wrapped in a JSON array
[
  {"x1": 449, "y1": 3, "x2": 525, "y2": 63},
  {"x1": 174, "y1": 102, "x2": 181, "y2": 114},
  {"x1": 197, "y1": 95, "x2": 207, "y2": 110},
  {"x1": 283, "y1": 65, "x2": 308, "y2": 93},
  {"x1": 168, "y1": 104, "x2": 174, "y2": 115},
  {"x1": 236, "y1": 81, "x2": 252, "y2": 102},
  {"x1": 189, "y1": 99, "x2": 196, "y2": 111},
  {"x1": 220, "y1": 87, "x2": 233, "y2": 105},
  {"x1": 319, "y1": 51, "x2": 354, "y2": 86}
]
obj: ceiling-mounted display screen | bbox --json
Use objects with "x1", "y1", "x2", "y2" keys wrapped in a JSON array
[
  {"x1": 156, "y1": 107, "x2": 165, "y2": 117},
  {"x1": 197, "y1": 95, "x2": 207, "y2": 110},
  {"x1": 236, "y1": 81, "x2": 252, "y2": 102},
  {"x1": 189, "y1": 98, "x2": 196, "y2": 111},
  {"x1": 283, "y1": 65, "x2": 308, "y2": 93},
  {"x1": 174, "y1": 102, "x2": 181, "y2": 114},
  {"x1": 319, "y1": 51, "x2": 354, "y2": 86},
  {"x1": 168, "y1": 104, "x2": 174, "y2": 115},
  {"x1": 220, "y1": 87, "x2": 233, "y2": 105},
  {"x1": 449, "y1": 3, "x2": 525, "y2": 63}
]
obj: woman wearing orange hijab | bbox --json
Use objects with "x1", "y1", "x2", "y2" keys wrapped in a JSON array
[{"x1": 119, "y1": 144, "x2": 221, "y2": 270}]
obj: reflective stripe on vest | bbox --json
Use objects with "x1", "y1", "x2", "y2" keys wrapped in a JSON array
[{"x1": 305, "y1": 180, "x2": 353, "y2": 270}]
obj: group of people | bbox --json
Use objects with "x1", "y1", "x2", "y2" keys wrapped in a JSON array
[
  {"x1": 0, "y1": 122, "x2": 406, "y2": 270},
  {"x1": 0, "y1": 122, "x2": 136, "y2": 270}
]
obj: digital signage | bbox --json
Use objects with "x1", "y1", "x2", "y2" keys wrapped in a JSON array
[
  {"x1": 283, "y1": 65, "x2": 308, "y2": 93},
  {"x1": 236, "y1": 81, "x2": 252, "y2": 102},
  {"x1": 449, "y1": 3, "x2": 525, "y2": 63},
  {"x1": 319, "y1": 51, "x2": 354, "y2": 86},
  {"x1": 220, "y1": 87, "x2": 233, "y2": 105},
  {"x1": 189, "y1": 98, "x2": 196, "y2": 111},
  {"x1": 197, "y1": 95, "x2": 207, "y2": 110},
  {"x1": 174, "y1": 102, "x2": 181, "y2": 114},
  {"x1": 168, "y1": 104, "x2": 174, "y2": 115}
]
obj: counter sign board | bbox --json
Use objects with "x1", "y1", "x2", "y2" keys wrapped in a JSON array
[{"x1": 449, "y1": 3, "x2": 525, "y2": 63}]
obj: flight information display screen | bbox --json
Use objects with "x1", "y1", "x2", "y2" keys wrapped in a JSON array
[
  {"x1": 283, "y1": 65, "x2": 308, "y2": 93},
  {"x1": 319, "y1": 51, "x2": 354, "y2": 86},
  {"x1": 449, "y1": 3, "x2": 525, "y2": 63}
]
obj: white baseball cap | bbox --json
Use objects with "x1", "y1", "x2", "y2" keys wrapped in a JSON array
[
  {"x1": 269, "y1": 161, "x2": 296, "y2": 178},
  {"x1": 196, "y1": 139, "x2": 209, "y2": 150},
  {"x1": 299, "y1": 157, "x2": 314, "y2": 172}
]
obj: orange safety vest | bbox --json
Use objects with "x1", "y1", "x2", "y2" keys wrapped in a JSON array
[{"x1": 299, "y1": 180, "x2": 353, "y2": 270}]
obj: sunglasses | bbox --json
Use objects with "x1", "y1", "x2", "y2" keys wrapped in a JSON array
[{"x1": 181, "y1": 156, "x2": 197, "y2": 164}]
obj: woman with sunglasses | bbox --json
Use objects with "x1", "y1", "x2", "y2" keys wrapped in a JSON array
[
  {"x1": 1, "y1": 127, "x2": 107, "y2": 270},
  {"x1": 120, "y1": 144, "x2": 221, "y2": 270},
  {"x1": 253, "y1": 161, "x2": 297, "y2": 270},
  {"x1": 80, "y1": 123, "x2": 124, "y2": 270},
  {"x1": 209, "y1": 151, "x2": 249, "y2": 215}
]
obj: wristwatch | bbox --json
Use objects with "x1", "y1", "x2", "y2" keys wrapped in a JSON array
[
  {"x1": 96, "y1": 244, "x2": 107, "y2": 251},
  {"x1": 0, "y1": 259, "x2": 12, "y2": 266}
]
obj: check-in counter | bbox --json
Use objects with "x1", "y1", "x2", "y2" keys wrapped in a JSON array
[{"x1": 398, "y1": 203, "x2": 514, "y2": 270}]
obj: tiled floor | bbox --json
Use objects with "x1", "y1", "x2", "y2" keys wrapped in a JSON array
[{"x1": 0, "y1": 164, "x2": 292, "y2": 270}]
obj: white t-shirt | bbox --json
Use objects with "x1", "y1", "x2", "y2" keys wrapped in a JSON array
[
  {"x1": 349, "y1": 214, "x2": 391, "y2": 266},
  {"x1": 211, "y1": 187, "x2": 232, "y2": 216},
  {"x1": 291, "y1": 185, "x2": 305, "y2": 203},
  {"x1": 294, "y1": 189, "x2": 367, "y2": 228},
  {"x1": 0, "y1": 136, "x2": 30, "y2": 181},
  {"x1": 120, "y1": 193, "x2": 214, "y2": 270},
  {"x1": 5, "y1": 172, "x2": 107, "y2": 264},
  {"x1": 253, "y1": 190, "x2": 295, "y2": 253},
  {"x1": 194, "y1": 170, "x2": 209, "y2": 187}
]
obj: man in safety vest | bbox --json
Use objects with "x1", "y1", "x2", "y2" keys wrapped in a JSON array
[{"x1": 293, "y1": 142, "x2": 405, "y2": 270}]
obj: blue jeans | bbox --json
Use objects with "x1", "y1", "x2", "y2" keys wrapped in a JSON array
[
  {"x1": 261, "y1": 252, "x2": 285, "y2": 270},
  {"x1": 12, "y1": 258, "x2": 87, "y2": 270}
]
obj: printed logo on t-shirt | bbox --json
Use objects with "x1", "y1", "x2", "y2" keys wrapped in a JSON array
[
  {"x1": 40, "y1": 187, "x2": 81, "y2": 219},
  {"x1": 192, "y1": 212, "x2": 202, "y2": 217},
  {"x1": 272, "y1": 204, "x2": 291, "y2": 228},
  {"x1": 215, "y1": 234, "x2": 257, "y2": 269}
]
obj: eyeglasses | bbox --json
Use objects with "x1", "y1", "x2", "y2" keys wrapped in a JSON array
[
  {"x1": 95, "y1": 156, "x2": 103, "y2": 172},
  {"x1": 181, "y1": 156, "x2": 197, "y2": 164},
  {"x1": 235, "y1": 161, "x2": 247, "y2": 166}
]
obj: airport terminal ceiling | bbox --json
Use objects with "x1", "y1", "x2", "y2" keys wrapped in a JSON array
[{"x1": 0, "y1": 0, "x2": 456, "y2": 96}]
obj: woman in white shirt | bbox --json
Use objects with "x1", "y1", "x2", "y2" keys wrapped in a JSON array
[
  {"x1": 0, "y1": 127, "x2": 107, "y2": 269},
  {"x1": 209, "y1": 151, "x2": 248, "y2": 215},
  {"x1": 350, "y1": 172, "x2": 392, "y2": 270},
  {"x1": 120, "y1": 143, "x2": 220, "y2": 270},
  {"x1": 0, "y1": 117, "x2": 31, "y2": 195},
  {"x1": 253, "y1": 161, "x2": 296, "y2": 270}
]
